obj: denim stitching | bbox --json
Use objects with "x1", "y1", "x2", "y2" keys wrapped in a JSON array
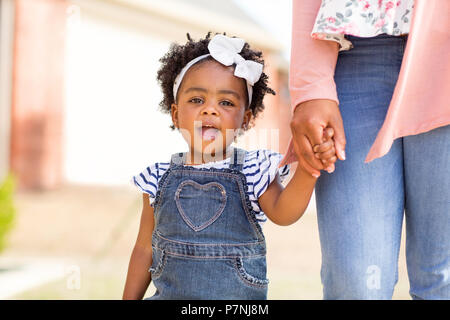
[
  {"x1": 190, "y1": 166, "x2": 261, "y2": 235},
  {"x1": 153, "y1": 167, "x2": 174, "y2": 213},
  {"x1": 174, "y1": 180, "x2": 227, "y2": 232},
  {"x1": 166, "y1": 165, "x2": 265, "y2": 240},
  {"x1": 149, "y1": 249, "x2": 166, "y2": 280},
  {"x1": 234, "y1": 257, "x2": 269, "y2": 288},
  {"x1": 231, "y1": 149, "x2": 265, "y2": 240},
  {"x1": 156, "y1": 231, "x2": 264, "y2": 247},
  {"x1": 152, "y1": 232, "x2": 266, "y2": 258},
  {"x1": 161, "y1": 250, "x2": 265, "y2": 259},
  {"x1": 231, "y1": 169, "x2": 265, "y2": 240}
]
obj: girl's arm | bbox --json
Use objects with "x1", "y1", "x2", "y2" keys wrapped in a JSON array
[
  {"x1": 122, "y1": 193, "x2": 154, "y2": 300},
  {"x1": 279, "y1": 0, "x2": 340, "y2": 169},
  {"x1": 258, "y1": 165, "x2": 316, "y2": 226},
  {"x1": 259, "y1": 128, "x2": 336, "y2": 226}
]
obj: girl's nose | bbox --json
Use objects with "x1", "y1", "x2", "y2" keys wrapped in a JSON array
[{"x1": 200, "y1": 103, "x2": 219, "y2": 116}]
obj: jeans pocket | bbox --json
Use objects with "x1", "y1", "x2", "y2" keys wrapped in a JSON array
[
  {"x1": 234, "y1": 257, "x2": 269, "y2": 288},
  {"x1": 175, "y1": 180, "x2": 227, "y2": 232},
  {"x1": 149, "y1": 249, "x2": 167, "y2": 280}
]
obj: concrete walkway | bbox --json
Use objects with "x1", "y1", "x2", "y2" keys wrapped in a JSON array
[{"x1": 0, "y1": 255, "x2": 68, "y2": 299}]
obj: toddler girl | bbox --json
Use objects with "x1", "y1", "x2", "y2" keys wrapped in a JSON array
[{"x1": 123, "y1": 33, "x2": 336, "y2": 300}]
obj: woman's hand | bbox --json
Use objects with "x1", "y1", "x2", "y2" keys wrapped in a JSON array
[{"x1": 290, "y1": 99, "x2": 346, "y2": 177}]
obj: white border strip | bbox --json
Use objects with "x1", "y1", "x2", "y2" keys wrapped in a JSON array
[{"x1": 0, "y1": 0, "x2": 15, "y2": 182}]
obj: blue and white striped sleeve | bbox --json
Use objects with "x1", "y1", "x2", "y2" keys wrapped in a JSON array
[
  {"x1": 252, "y1": 150, "x2": 291, "y2": 200},
  {"x1": 131, "y1": 163, "x2": 165, "y2": 206}
]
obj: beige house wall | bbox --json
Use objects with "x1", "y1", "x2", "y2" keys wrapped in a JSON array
[
  {"x1": 64, "y1": 0, "x2": 291, "y2": 186},
  {"x1": 8, "y1": 0, "x2": 291, "y2": 189},
  {"x1": 72, "y1": 0, "x2": 283, "y2": 51}
]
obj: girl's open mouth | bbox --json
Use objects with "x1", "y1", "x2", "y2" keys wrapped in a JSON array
[{"x1": 199, "y1": 125, "x2": 220, "y2": 141}]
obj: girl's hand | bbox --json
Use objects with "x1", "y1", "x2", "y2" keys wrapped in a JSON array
[{"x1": 313, "y1": 127, "x2": 337, "y2": 173}]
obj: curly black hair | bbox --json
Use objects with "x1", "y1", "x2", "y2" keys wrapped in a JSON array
[{"x1": 156, "y1": 32, "x2": 276, "y2": 131}]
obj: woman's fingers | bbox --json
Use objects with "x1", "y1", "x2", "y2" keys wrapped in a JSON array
[
  {"x1": 326, "y1": 162, "x2": 335, "y2": 173},
  {"x1": 291, "y1": 119, "x2": 325, "y2": 172},
  {"x1": 321, "y1": 157, "x2": 336, "y2": 173},
  {"x1": 292, "y1": 135, "x2": 322, "y2": 178},
  {"x1": 322, "y1": 156, "x2": 337, "y2": 165},
  {"x1": 302, "y1": 134, "x2": 326, "y2": 172},
  {"x1": 302, "y1": 123, "x2": 327, "y2": 170},
  {"x1": 329, "y1": 115, "x2": 346, "y2": 160},
  {"x1": 300, "y1": 156, "x2": 323, "y2": 178},
  {"x1": 323, "y1": 127, "x2": 334, "y2": 142}
]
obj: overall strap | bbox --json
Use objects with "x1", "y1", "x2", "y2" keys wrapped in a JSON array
[
  {"x1": 229, "y1": 147, "x2": 246, "y2": 171},
  {"x1": 170, "y1": 152, "x2": 187, "y2": 167}
]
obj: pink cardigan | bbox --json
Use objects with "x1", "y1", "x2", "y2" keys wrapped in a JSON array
[{"x1": 281, "y1": 0, "x2": 450, "y2": 166}]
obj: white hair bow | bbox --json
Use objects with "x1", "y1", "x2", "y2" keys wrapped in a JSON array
[
  {"x1": 208, "y1": 34, "x2": 263, "y2": 86},
  {"x1": 172, "y1": 34, "x2": 263, "y2": 105}
]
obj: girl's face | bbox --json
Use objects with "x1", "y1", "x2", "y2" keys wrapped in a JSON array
[{"x1": 171, "y1": 59, "x2": 252, "y2": 163}]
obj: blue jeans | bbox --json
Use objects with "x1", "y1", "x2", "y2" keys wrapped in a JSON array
[{"x1": 315, "y1": 34, "x2": 450, "y2": 299}]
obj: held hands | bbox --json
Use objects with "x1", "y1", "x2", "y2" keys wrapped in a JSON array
[
  {"x1": 290, "y1": 99, "x2": 346, "y2": 178},
  {"x1": 313, "y1": 127, "x2": 337, "y2": 174}
]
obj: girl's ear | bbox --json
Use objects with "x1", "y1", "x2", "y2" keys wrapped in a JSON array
[
  {"x1": 171, "y1": 103, "x2": 179, "y2": 129},
  {"x1": 242, "y1": 109, "x2": 252, "y2": 130}
]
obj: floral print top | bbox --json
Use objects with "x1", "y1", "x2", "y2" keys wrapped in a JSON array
[{"x1": 312, "y1": 0, "x2": 414, "y2": 51}]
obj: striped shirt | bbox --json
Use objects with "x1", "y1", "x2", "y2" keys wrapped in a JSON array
[{"x1": 131, "y1": 149, "x2": 291, "y2": 226}]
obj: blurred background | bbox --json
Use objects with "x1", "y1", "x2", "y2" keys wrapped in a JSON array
[{"x1": 0, "y1": 0, "x2": 410, "y2": 299}]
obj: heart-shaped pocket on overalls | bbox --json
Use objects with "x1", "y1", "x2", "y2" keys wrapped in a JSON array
[{"x1": 174, "y1": 180, "x2": 227, "y2": 232}]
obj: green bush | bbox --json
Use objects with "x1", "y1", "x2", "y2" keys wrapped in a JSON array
[{"x1": 0, "y1": 173, "x2": 16, "y2": 253}]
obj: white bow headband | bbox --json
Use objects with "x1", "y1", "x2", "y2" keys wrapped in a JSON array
[{"x1": 172, "y1": 34, "x2": 263, "y2": 105}]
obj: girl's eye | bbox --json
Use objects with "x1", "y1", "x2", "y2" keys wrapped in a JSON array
[
  {"x1": 220, "y1": 100, "x2": 234, "y2": 107},
  {"x1": 189, "y1": 98, "x2": 203, "y2": 104}
]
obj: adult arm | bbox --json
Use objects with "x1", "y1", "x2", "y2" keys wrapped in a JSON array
[{"x1": 281, "y1": 0, "x2": 346, "y2": 176}]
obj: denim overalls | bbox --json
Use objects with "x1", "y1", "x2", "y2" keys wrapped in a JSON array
[{"x1": 147, "y1": 147, "x2": 268, "y2": 300}]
